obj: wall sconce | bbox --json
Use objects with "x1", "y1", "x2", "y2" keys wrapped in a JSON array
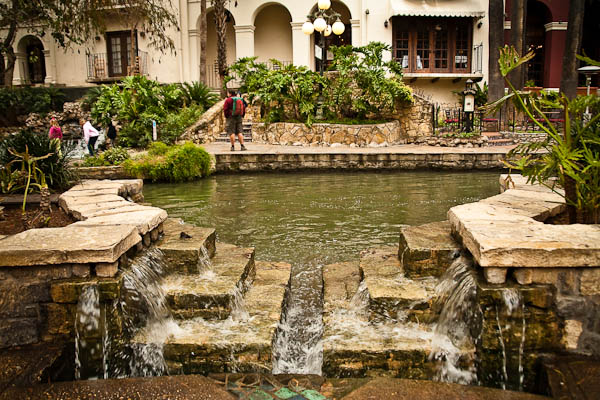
[
  {"x1": 140, "y1": 31, "x2": 146, "y2": 38},
  {"x1": 384, "y1": 20, "x2": 388, "y2": 28},
  {"x1": 365, "y1": 9, "x2": 370, "y2": 15},
  {"x1": 477, "y1": 21, "x2": 483, "y2": 29}
]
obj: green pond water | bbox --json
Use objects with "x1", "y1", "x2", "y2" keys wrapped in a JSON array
[{"x1": 144, "y1": 170, "x2": 501, "y2": 266}]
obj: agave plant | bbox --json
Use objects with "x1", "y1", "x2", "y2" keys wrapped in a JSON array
[
  {"x1": 485, "y1": 46, "x2": 600, "y2": 224},
  {"x1": 181, "y1": 81, "x2": 218, "y2": 109}
]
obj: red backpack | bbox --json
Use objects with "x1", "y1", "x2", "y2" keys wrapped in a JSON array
[{"x1": 232, "y1": 96, "x2": 245, "y2": 116}]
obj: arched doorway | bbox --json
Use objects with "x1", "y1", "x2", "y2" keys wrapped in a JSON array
[
  {"x1": 253, "y1": 3, "x2": 292, "y2": 66},
  {"x1": 525, "y1": 1, "x2": 551, "y2": 87},
  {"x1": 206, "y1": 8, "x2": 236, "y2": 88},
  {"x1": 309, "y1": 1, "x2": 352, "y2": 72},
  {"x1": 18, "y1": 36, "x2": 46, "y2": 84}
]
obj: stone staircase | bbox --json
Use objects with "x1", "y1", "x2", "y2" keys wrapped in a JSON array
[
  {"x1": 321, "y1": 221, "x2": 472, "y2": 379},
  {"x1": 136, "y1": 217, "x2": 290, "y2": 374},
  {"x1": 215, "y1": 121, "x2": 253, "y2": 143},
  {"x1": 482, "y1": 131, "x2": 513, "y2": 146}
]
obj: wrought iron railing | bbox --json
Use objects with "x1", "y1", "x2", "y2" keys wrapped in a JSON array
[{"x1": 86, "y1": 50, "x2": 148, "y2": 81}]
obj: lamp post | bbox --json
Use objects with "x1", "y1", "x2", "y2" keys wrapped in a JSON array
[
  {"x1": 577, "y1": 65, "x2": 600, "y2": 122},
  {"x1": 302, "y1": 0, "x2": 346, "y2": 76},
  {"x1": 462, "y1": 79, "x2": 477, "y2": 133}
]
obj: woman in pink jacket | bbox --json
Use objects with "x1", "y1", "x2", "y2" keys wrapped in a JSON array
[{"x1": 48, "y1": 118, "x2": 62, "y2": 140}]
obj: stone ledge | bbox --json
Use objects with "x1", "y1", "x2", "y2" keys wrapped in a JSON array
[
  {"x1": 0, "y1": 225, "x2": 140, "y2": 267},
  {"x1": 449, "y1": 174, "x2": 600, "y2": 280}
]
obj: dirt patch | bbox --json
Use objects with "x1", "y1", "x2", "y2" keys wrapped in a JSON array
[{"x1": 0, "y1": 203, "x2": 76, "y2": 235}]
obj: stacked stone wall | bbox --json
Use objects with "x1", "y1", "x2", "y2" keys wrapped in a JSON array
[
  {"x1": 179, "y1": 100, "x2": 226, "y2": 144},
  {"x1": 24, "y1": 102, "x2": 91, "y2": 139}
]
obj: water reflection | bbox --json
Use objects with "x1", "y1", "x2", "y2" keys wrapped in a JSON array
[{"x1": 144, "y1": 171, "x2": 499, "y2": 265}]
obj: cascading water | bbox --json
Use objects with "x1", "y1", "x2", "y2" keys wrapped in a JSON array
[
  {"x1": 114, "y1": 248, "x2": 180, "y2": 377},
  {"x1": 74, "y1": 284, "x2": 103, "y2": 380},
  {"x1": 429, "y1": 255, "x2": 480, "y2": 385},
  {"x1": 272, "y1": 265, "x2": 324, "y2": 375}
]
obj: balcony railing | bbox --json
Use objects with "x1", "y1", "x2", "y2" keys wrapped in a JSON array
[
  {"x1": 207, "y1": 60, "x2": 292, "y2": 89},
  {"x1": 86, "y1": 50, "x2": 148, "y2": 82}
]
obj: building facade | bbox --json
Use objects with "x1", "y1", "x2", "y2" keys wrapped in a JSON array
[{"x1": 9, "y1": 1, "x2": 494, "y2": 104}]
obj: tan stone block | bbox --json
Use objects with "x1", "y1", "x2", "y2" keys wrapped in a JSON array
[
  {"x1": 580, "y1": 268, "x2": 600, "y2": 296},
  {"x1": 96, "y1": 261, "x2": 118, "y2": 277},
  {"x1": 513, "y1": 268, "x2": 533, "y2": 285},
  {"x1": 483, "y1": 267, "x2": 507, "y2": 284},
  {"x1": 530, "y1": 269, "x2": 560, "y2": 286},
  {"x1": 562, "y1": 319, "x2": 583, "y2": 350},
  {"x1": 72, "y1": 264, "x2": 91, "y2": 278}
]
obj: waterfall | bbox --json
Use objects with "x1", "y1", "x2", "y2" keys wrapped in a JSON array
[
  {"x1": 115, "y1": 248, "x2": 179, "y2": 377},
  {"x1": 429, "y1": 255, "x2": 479, "y2": 385},
  {"x1": 74, "y1": 284, "x2": 103, "y2": 380}
]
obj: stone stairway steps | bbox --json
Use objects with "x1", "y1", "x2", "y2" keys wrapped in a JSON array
[
  {"x1": 164, "y1": 242, "x2": 255, "y2": 320},
  {"x1": 160, "y1": 261, "x2": 290, "y2": 375},
  {"x1": 481, "y1": 132, "x2": 513, "y2": 147},
  {"x1": 157, "y1": 218, "x2": 217, "y2": 274},
  {"x1": 360, "y1": 246, "x2": 438, "y2": 323},
  {"x1": 215, "y1": 122, "x2": 253, "y2": 143},
  {"x1": 321, "y1": 257, "x2": 436, "y2": 379}
]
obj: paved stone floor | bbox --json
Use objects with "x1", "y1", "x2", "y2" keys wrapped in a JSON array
[{"x1": 202, "y1": 142, "x2": 516, "y2": 155}]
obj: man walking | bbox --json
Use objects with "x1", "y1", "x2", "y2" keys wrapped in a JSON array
[{"x1": 223, "y1": 89, "x2": 247, "y2": 151}]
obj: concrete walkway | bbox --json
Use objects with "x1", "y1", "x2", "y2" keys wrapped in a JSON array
[{"x1": 203, "y1": 142, "x2": 516, "y2": 155}]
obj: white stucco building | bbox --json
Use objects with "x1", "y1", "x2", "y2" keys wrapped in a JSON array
[{"x1": 8, "y1": 0, "x2": 491, "y2": 104}]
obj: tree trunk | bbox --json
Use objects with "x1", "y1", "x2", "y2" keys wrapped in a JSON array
[
  {"x1": 0, "y1": 52, "x2": 5, "y2": 85},
  {"x1": 488, "y1": 0, "x2": 505, "y2": 107},
  {"x1": 560, "y1": 0, "x2": 585, "y2": 99},
  {"x1": 1, "y1": 16, "x2": 18, "y2": 87},
  {"x1": 213, "y1": 0, "x2": 228, "y2": 98},
  {"x1": 563, "y1": 175, "x2": 579, "y2": 224},
  {"x1": 509, "y1": 0, "x2": 527, "y2": 90},
  {"x1": 200, "y1": 0, "x2": 207, "y2": 84}
]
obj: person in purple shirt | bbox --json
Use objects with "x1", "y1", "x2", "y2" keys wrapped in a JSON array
[{"x1": 48, "y1": 118, "x2": 62, "y2": 140}]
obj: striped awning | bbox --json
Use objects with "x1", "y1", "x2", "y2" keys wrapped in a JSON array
[{"x1": 389, "y1": 0, "x2": 485, "y2": 18}]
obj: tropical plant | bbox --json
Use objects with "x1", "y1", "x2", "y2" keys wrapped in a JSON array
[
  {"x1": 181, "y1": 81, "x2": 218, "y2": 109},
  {"x1": 486, "y1": 46, "x2": 600, "y2": 224},
  {"x1": 0, "y1": 129, "x2": 76, "y2": 190},
  {"x1": 159, "y1": 105, "x2": 205, "y2": 144},
  {"x1": 123, "y1": 142, "x2": 212, "y2": 182},
  {"x1": 80, "y1": 146, "x2": 130, "y2": 167}
]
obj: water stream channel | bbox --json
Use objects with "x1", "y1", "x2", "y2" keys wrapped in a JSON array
[{"x1": 142, "y1": 171, "x2": 501, "y2": 376}]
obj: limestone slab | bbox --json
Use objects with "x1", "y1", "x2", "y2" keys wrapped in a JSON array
[
  {"x1": 73, "y1": 208, "x2": 167, "y2": 235},
  {"x1": 399, "y1": 221, "x2": 460, "y2": 278},
  {"x1": 0, "y1": 225, "x2": 140, "y2": 267}
]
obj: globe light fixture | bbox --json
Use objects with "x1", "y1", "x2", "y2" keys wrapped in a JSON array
[
  {"x1": 302, "y1": 20, "x2": 314, "y2": 35},
  {"x1": 313, "y1": 17, "x2": 327, "y2": 32},
  {"x1": 324, "y1": 25, "x2": 332, "y2": 37},
  {"x1": 318, "y1": 0, "x2": 331, "y2": 10},
  {"x1": 332, "y1": 18, "x2": 345, "y2": 35}
]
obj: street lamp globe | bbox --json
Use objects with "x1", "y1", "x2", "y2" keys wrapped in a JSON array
[
  {"x1": 332, "y1": 18, "x2": 345, "y2": 35},
  {"x1": 302, "y1": 21, "x2": 315, "y2": 35},
  {"x1": 314, "y1": 17, "x2": 327, "y2": 32},
  {"x1": 318, "y1": 0, "x2": 331, "y2": 10},
  {"x1": 324, "y1": 25, "x2": 332, "y2": 37}
]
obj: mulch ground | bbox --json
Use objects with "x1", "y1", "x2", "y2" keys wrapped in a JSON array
[{"x1": 0, "y1": 203, "x2": 75, "y2": 235}]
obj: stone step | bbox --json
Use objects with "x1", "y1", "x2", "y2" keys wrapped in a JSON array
[
  {"x1": 487, "y1": 139, "x2": 514, "y2": 146},
  {"x1": 399, "y1": 221, "x2": 461, "y2": 278},
  {"x1": 360, "y1": 246, "x2": 438, "y2": 323},
  {"x1": 160, "y1": 261, "x2": 290, "y2": 375},
  {"x1": 156, "y1": 218, "x2": 216, "y2": 274},
  {"x1": 164, "y1": 242, "x2": 255, "y2": 320}
]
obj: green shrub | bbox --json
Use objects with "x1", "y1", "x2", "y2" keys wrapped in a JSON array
[
  {"x1": 159, "y1": 105, "x2": 205, "y2": 144},
  {"x1": 0, "y1": 129, "x2": 76, "y2": 191},
  {"x1": 181, "y1": 81, "x2": 218, "y2": 109},
  {"x1": 90, "y1": 76, "x2": 188, "y2": 148},
  {"x1": 124, "y1": 142, "x2": 212, "y2": 182},
  {"x1": 80, "y1": 146, "x2": 130, "y2": 167}
]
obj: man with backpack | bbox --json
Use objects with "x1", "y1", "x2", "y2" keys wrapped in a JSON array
[{"x1": 224, "y1": 89, "x2": 248, "y2": 151}]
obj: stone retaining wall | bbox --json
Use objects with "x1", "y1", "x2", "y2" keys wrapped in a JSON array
[
  {"x1": 179, "y1": 100, "x2": 226, "y2": 144},
  {"x1": 408, "y1": 135, "x2": 489, "y2": 148},
  {"x1": 504, "y1": 132, "x2": 547, "y2": 144},
  {"x1": 214, "y1": 152, "x2": 506, "y2": 172},
  {"x1": 0, "y1": 180, "x2": 167, "y2": 348}
]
